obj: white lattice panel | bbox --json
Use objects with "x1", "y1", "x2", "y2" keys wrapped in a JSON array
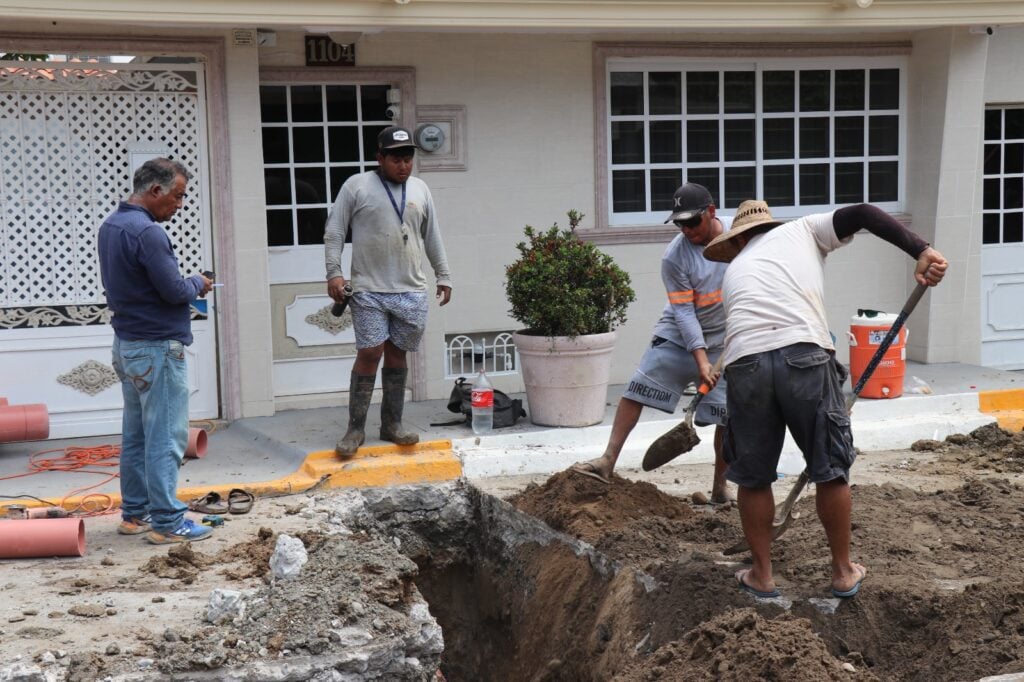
[{"x1": 0, "y1": 63, "x2": 205, "y2": 307}]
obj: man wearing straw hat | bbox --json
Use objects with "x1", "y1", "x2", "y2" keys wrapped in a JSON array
[
  {"x1": 704, "y1": 200, "x2": 947, "y2": 599},
  {"x1": 572, "y1": 182, "x2": 732, "y2": 503}
]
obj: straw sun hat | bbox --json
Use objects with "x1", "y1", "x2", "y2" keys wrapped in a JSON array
[{"x1": 703, "y1": 200, "x2": 786, "y2": 263}]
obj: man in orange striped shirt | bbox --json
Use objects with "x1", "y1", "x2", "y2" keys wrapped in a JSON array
[{"x1": 573, "y1": 183, "x2": 731, "y2": 501}]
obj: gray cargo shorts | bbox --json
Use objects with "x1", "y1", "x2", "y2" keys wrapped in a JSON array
[
  {"x1": 722, "y1": 342, "x2": 854, "y2": 488},
  {"x1": 623, "y1": 335, "x2": 727, "y2": 426}
]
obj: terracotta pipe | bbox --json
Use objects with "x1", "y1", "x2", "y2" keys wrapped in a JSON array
[
  {"x1": 0, "y1": 397, "x2": 8, "y2": 406},
  {"x1": 0, "y1": 404, "x2": 50, "y2": 443},
  {"x1": 184, "y1": 427, "x2": 207, "y2": 459},
  {"x1": 4, "y1": 505, "x2": 67, "y2": 520},
  {"x1": 0, "y1": 518, "x2": 85, "y2": 558}
]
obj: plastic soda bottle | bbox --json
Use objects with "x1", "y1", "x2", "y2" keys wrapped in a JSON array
[{"x1": 471, "y1": 370, "x2": 494, "y2": 435}]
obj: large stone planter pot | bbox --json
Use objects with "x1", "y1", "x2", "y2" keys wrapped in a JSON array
[{"x1": 512, "y1": 330, "x2": 618, "y2": 427}]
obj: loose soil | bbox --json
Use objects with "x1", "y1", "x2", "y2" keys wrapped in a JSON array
[
  {"x1": 3, "y1": 423, "x2": 1024, "y2": 681},
  {"x1": 495, "y1": 423, "x2": 1024, "y2": 681}
]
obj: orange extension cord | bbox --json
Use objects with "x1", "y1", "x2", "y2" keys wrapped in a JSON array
[
  {"x1": 0, "y1": 443, "x2": 122, "y2": 516},
  {"x1": 0, "y1": 420, "x2": 218, "y2": 518}
]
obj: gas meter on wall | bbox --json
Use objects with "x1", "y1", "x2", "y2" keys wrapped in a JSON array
[{"x1": 414, "y1": 123, "x2": 446, "y2": 153}]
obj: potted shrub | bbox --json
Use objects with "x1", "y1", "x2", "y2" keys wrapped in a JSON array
[{"x1": 505, "y1": 210, "x2": 635, "y2": 426}]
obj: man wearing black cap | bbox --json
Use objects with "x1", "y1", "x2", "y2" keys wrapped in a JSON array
[
  {"x1": 324, "y1": 126, "x2": 452, "y2": 458},
  {"x1": 571, "y1": 182, "x2": 732, "y2": 502}
]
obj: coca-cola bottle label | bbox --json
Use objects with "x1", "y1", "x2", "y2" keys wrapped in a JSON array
[{"x1": 471, "y1": 389, "x2": 494, "y2": 408}]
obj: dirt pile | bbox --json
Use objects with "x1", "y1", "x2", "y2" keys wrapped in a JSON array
[
  {"x1": 912, "y1": 422, "x2": 1024, "y2": 473},
  {"x1": 510, "y1": 469, "x2": 737, "y2": 567},
  {"x1": 625, "y1": 609, "x2": 879, "y2": 681},
  {"x1": 506, "y1": 432, "x2": 1024, "y2": 681}
]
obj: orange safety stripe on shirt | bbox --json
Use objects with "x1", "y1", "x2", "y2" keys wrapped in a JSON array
[
  {"x1": 694, "y1": 290, "x2": 722, "y2": 307},
  {"x1": 668, "y1": 289, "x2": 722, "y2": 307},
  {"x1": 667, "y1": 290, "x2": 694, "y2": 304}
]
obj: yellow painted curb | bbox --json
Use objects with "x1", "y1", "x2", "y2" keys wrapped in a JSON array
[
  {"x1": 1, "y1": 440, "x2": 462, "y2": 513},
  {"x1": 978, "y1": 389, "x2": 1024, "y2": 432}
]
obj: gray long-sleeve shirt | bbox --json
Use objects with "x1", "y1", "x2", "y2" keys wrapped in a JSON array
[
  {"x1": 324, "y1": 170, "x2": 451, "y2": 292},
  {"x1": 651, "y1": 216, "x2": 732, "y2": 353}
]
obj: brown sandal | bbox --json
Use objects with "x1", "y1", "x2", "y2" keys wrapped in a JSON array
[
  {"x1": 227, "y1": 488, "x2": 254, "y2": 515},
  {"x1": 188, "y1": 491, "x2": 229, "y2": 514}
]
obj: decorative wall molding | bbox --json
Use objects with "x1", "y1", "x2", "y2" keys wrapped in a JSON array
[
  {"x1": 0, "y1": 304, "x2": 206, "y2": 330},
  {"x1": 0, "y1": 66, "x2": 198, "y2": 93},
  {"x1": 305, "y1": 304, "x2": 353, "y2": 335},
  {"x1": 285, "y1": 294, "x2": 356, "y2": 346},
  {"x1": 57, "y1": 359, "x2": 118, "y2": 396},
  {"x1": 0, "y1": 305, "x2": 111, "y2": 329}
]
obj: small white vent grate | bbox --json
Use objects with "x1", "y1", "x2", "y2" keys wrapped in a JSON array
[{"x1": 444, "y1": 332, "x2": 519, "y2": 379}]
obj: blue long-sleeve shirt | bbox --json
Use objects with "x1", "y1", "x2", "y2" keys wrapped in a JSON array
[{"x1": 98, "y1": 202, "x2": 203, "y2": 345}]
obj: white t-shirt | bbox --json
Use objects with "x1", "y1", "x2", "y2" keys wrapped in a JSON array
[{"x1": 721, "y1": 211, "x2": 853, "y2": 368}]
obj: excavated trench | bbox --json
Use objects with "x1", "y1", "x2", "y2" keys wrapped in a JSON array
[
  {"x1": 9, "y1": 427, "x2": 1024, "y2": 681},
  {"x1": 374, "y1": 461, "x2": 1024, "y2": 682}
]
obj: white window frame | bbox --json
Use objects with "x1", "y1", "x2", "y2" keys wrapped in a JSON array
[
  {"x1": 982, "y1": 105, "x2": 1024, "y2": 246},
  {"x1": 589, "y1": 42, "x2": 911, "y2": 243}
]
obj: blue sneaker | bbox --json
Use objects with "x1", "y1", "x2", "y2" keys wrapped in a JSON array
[{"x1": 146, "y1": 518, "x2": 213, "y2": 545}]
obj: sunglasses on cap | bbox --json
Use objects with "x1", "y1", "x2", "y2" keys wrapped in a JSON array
[{"x1": 673, "y1": 206, "x2": 709, "y2": 229}]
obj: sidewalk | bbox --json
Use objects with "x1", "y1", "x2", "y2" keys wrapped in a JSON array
[{"x1": 1, "y1": 361, "x2": 1021, "y2": 512}]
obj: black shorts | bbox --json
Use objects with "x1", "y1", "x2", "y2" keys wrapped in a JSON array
[{"x1": 722, "y1": 343, "x2": 855, "y2": 488}]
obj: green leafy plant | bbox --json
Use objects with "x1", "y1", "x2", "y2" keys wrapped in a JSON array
[{"x1": 505, "y1": 210, "x2": 635, "y2": 337}]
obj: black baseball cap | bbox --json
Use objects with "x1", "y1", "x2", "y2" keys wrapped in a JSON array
[
  {"x1": 377, "y1": 126, "x2": 416, "y2": 152},
  {"x1": 664, "y1": 183, "x2": 715, "y2": 223}
]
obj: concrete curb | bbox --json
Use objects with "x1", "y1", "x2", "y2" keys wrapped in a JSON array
[
  {"x1": 5, "y1": 440, "x2": 462, "y2": 513},
  {"x1": 5, "y1": 386, "x2": 1019, "y2": 514},
  {"x1": 178, "y1": 440, "x2": 462, "y2": 504},
  {"x1": 978, "y1": 388, "x2": 1024, "y2": 431},
  {"x1": 455, "y1": 391, "x2": 1001, "y2": 479}
]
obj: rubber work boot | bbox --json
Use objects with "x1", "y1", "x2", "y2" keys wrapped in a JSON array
[
  {"x1": 379, "y1": 367, "x2": 420, "y2": 446},
  {"x1": 336, "y1": 373, "x2": 376, "y2": 458}
]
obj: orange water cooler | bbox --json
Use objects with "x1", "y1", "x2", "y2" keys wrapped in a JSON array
[{"x1": 848, "y1": 311, "x2": 906, "y2": 399}]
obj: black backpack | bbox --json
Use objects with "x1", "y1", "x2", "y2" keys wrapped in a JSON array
[{"x1": 432, "y1": 377, "x2": 526, "y2": 428}]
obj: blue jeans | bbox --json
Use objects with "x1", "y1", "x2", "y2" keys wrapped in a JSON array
[{"x1": 111, "y1": 337, "x2": 190, "y2": 533}]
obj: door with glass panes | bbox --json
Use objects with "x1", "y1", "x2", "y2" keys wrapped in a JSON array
[
  {"x1": 259, "y1": 75, "x2": 406, "y2": 398},
  {"x1": 981, "y1": 106, "x2": 1024, "y2": 369}
]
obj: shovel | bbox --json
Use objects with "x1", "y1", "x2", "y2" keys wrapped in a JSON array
[
  {"x1": 642, "y1": 355, "x2": 725, "y2": 471},
  {"x1": 723, "y1": 282, "x2": 928, "y2": 556}
]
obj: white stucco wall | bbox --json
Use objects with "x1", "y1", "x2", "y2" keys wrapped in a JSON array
[
  {"x1": 3, "y1": 20, "x2": 1001, "y2": 419},
  {"x1": 982, "y1": 26, "x2": 1024, "y2": 103},
  {"x1": 252, "y1": 28, "x2": 997, "y2": 403},
  {"x1": 903, "y1": 28, "x2": 988, "y2": 365},
  {"x1": 224, "y1": 38, "x2": 277, "y2": 417}
]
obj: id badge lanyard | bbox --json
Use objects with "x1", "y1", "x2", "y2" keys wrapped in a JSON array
[{"x1": 377, "y1": 172, "x2": 407, "y2": 243}]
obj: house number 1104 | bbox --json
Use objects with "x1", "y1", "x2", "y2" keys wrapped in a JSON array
[{"x1": 304, "y1": 36, "x2": 355, "y2": 66}]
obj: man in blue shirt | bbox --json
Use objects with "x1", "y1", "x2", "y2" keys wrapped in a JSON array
[{"x1": 98, "y1": 157, "x2": 213, "y2": 544}]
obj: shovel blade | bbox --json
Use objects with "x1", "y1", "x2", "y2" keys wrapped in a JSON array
[{"x1": 642, "y1": 421, "x2": 701, "y2": 471}]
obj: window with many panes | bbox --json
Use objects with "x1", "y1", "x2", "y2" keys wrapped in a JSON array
[
  {"x1": 605, "y1": 57, "x2": 905, "y2": 226},
  {"x1": 983, "y1": 106, "x2": 1024, "y2": 245},
  {"x1": 259, "y1": 83, "x2": 391, "y2": 247}
]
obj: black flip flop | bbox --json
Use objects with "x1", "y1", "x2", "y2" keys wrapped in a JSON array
[{"x1": 227, "y1": 488, "x2": 254, "y2": 515}]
